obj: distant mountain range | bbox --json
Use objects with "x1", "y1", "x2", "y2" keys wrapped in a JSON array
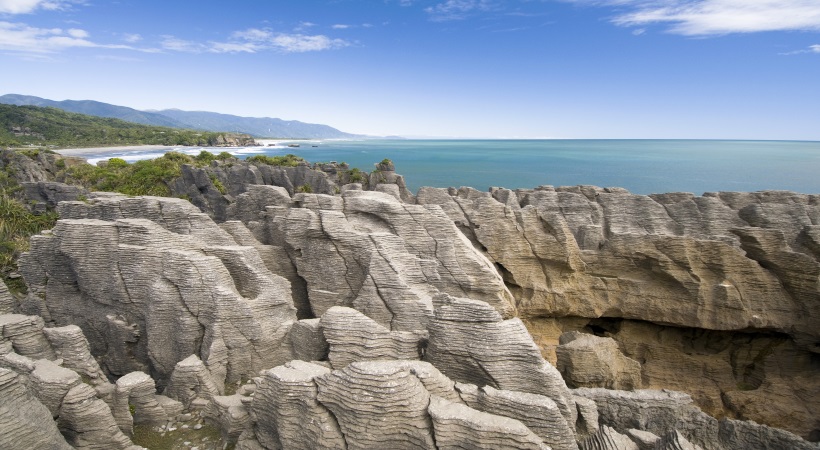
[{"x1": 0, "y1": 94, "x2": 362, "y2": 139}]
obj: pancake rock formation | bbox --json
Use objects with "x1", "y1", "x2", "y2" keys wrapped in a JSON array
[{"x1": 1, "y1": 152, "x2": 818, "y2": 449}]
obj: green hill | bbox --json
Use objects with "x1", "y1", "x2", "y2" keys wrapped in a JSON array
[{"x1": 0, "y1": 104, "x2": 256, "y2": 148}]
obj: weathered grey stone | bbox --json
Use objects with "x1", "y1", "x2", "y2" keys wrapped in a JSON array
[
  {"x1": 428, "y1": 395, "x2": 550, "y2": 450},
  {"x1": 204, "y1": 394, "x2": 251, "y2": 445},
  {"x1": 456, "y1": 383, "x2": 578, "y2": 450},
  {"x1": 29, "y1": 358, "x2": 81, "y2": 417},
  {"x1": 113, "y1": 371, "x2": 171, "y2": 436},
  {"x1": 574, "y1": 395, "x2": 600, "y2": 440},
  {"x1": 321, "y1": 306, "x2": 426, "y2": 369},
  {"x1": 0, "y1": 314, "x2": 55, "y2": 360},
  {"x1": 0, "y1": 367, "x2": 73, "y2": 450},
  {"x1": 315, "y1": 360, "x2": 439, "y2": 449},
  {"x1": 58, "y1": 382, "x2": 134, "y2": 449},
  {"x1": 573, "y1": 388, "x2": 718, "y2": 449},
  {"x1": 579, "y1": 425, "x2": 639, "y2": 450},
  {"x1": 42, "y1": 324, "x2": 107, "y2": 383},
  {"x1": 271, "y1": 190, "x2": 515, "y2": 328},
  {"x1": 425, "y1": 294, "x2": 576, "y2": 425},
  {"x1": 627, "y1": 429, "x2": 660, "y2": 450},
  {"x1": 250, "y1": 360, "x2": 345, "y2": 450},
  {"x1": 557, "y1": 331, "x2": 642, "y2": 390},
  {"x1": 717, "y1": 418, "x2": 820, "y2": 450},
  {"x1": 289, "y1": 318, "x2": 329, "y2": 362},
  {"x1": 0, "y1": 282, "x2": 14, "y2": 314},
  {"x1": 19, "y1": 195, "x2": 298, "y2": 387},
  {"x1": 163, "y1": 354, "x2": 221, "y2": 409},
  {"x1": 653, "y1": 430, "x2": 703, "y2": 450}
]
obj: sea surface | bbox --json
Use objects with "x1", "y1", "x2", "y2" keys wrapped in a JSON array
[{"x1": 81, "y1": 139, "x2": 820, "y2": 196}]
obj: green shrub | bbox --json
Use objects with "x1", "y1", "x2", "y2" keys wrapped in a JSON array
[
  {"x1": 216, "y1": 151, "x2": 234, "y2": 160},
  {"x1": 0, "y1": 192, "x2": 57, "y2": 287},
  {"x1": 209, "y1": 174, "x2": 227, "y2": 195},
  {"x1": 246, "y1": 154, "x2": 304, "y2": 167},
  {"x1": 296, "y1": 183, "x2": 312, "y2": 193}
]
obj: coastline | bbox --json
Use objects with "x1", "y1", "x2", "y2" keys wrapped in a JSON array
[
  {"x1": 54, "y1": 145, "x2": 179, "y2": 157},
  {"x1": 53, "y1": 139, "x2": 303, "y2": 158}
]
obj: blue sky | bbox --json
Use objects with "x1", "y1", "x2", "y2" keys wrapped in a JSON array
[{"x1": 1, "y1": 0, "x2": 818, "y2": 139}]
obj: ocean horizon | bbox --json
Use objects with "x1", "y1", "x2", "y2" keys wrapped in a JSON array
[{"x1": 78, "y1": 139, "x2": 820, "y2": 196}]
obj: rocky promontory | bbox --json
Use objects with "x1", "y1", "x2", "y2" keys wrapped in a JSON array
[{"x1": 0, "y1": 152, "x2": 817, "y2": 449}]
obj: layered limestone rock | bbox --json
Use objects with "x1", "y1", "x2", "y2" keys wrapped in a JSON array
[
  {"x1": 18, "y1": 195, "x2": 298, "y2": 386},
  {"x1": 172, "y1": 159, "x2": 413, "y2": 221},
  {"x1": 163, "y1": 354, "x2": 221, "y2": 409},
  {"x1": 42, "y1": 324, "x2": 108, "y2": 384},
  {"x1": 579, "y1": 425, "x2": 639, "y2": 450},
  {"x1": 456, "y1": 383, "x2": 578, "y2": 450},
  {"x1": 263, "y1": 190, "x2": 515, "y2": 325},
  {"x1": 0, "y1": 282, "x2": 14, "y2": 314},
  {"x1": 416, "y1": 187, "x2": 819, "y2": 341},
  {"x1": 0, "y1": 368, "x2": 74, "y2": 450},
  {"x1": 113, "y1": 371, "x2": 181, "y2": 435},
  {"x1": 315, "y1": 360, "x2": 439, "y2": 449},
  {"x1": 572, "y1": 387, "x2": 819, "y2": 449},
  {"x1": 557, "y1": 331, "x2": 642, "y2": 390},
  {"x1": 0, "y1": 313, "x2": 55, "y2": 360},
  {"x1": 288, "y1": 318, "x2": 329, "y2": 362},
  {"x1": 249, "y1": 360, "x2": 345, "y2": 450},
  {"x1": 58, "y1": 382, "x2": 134, "y2": 449},
  {"x1": 425, "y1": 294, "x2": 576, "y2": 425},
  {"x1": 204, "y1": 394, "x2": 251, "y2": 444},
  {"x1": 416, "y1": 186, "x2": 820, "y2": 438},
  {"x1": 428, "y1": 395, "x2": 551, "y2": 450},
  {"x1": 320, "y1": 306, "x2": 426, "y2": 369}
]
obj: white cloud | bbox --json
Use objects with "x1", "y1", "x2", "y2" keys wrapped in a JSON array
[
  {"x1": 232, "y1": 28, "x2": 271, "y2": 41},
  {"x1": 782, "y1": 43, "x2": 820, "y2": 55},
  {"x1": 122, "y1": 33, "x2": 141, "y2": 43},
  {"x1": 269, "y1": 34, "x2": 349, "y2": 53},
  {"x1": 0, "y1": 0, "x2": 84, "y2": 14},
  {"x1": 294, "y1": 21, "x2": 316, "y2": 32},
  {"x1": 66, "y1": 27, "x2": 86, "y2": 38},
  {"x1": 425, "y1": 0, "x2": 496, "y2": 21},
  {"x1": 0, "y1": 20, "x2": 114, "y2": 53},
  {"x1": 162, "y1": 29, "x2": 351, "y2": 54},
  {"x1": 332, "y1": 24, "x2": 350, "y2": 29},
  {"x1": 570, "y1": 0, "x2": 820, "y2": 36},
  {"x1": 159, "y1": 35, "x2": 204, "y2": 53}
]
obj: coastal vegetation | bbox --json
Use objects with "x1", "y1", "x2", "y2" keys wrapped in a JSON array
[
  {"x1": 63, "y1": 151, "x2": 235, "y2": 197},
  {"x1": 0, "y1": 104, "x2": 254, "y2": 148},
  {"x1": 0, "y1": 167, "x2": 57, "y2": 291}
]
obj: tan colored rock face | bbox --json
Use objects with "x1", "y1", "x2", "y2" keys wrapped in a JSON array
[
  {"x1": 418, "y1": 186, "x2": 820, "y2": 440},
  {"x1": 417, "y1": 187, "x2": 820, "y2": 343}
]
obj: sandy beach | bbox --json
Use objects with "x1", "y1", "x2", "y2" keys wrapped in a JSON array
[
  {"x1": 54, "y1": 139, "x2": 304, "y2": 158},
  {"x1": 54, "y1": 145, "x2": 179, "y2": 157}
]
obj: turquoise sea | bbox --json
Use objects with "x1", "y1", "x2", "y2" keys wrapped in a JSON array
[{"x1": 82, "y1": 139, "x2": 820, "y2": 196}]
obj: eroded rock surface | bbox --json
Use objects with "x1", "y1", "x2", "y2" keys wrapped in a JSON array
[
  {"x1": 417, "y1": 186, "x2": 820, "y2": 438},
  {"x1": 19, "y1": 195, "x2": 298, "y2": 387}
]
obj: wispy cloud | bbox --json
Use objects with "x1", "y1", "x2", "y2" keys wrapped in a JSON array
[
  {"x1": 332, "y1": 24, "x2": 350, "y2": 29},
  {"x1": 0, "y1": 0, "x2": 85, "y2": 15},
  {"x1": 162, "y1": 28, "x2": 351, "y2": 54},
  {"x1": 425, "y1": 0, "x2": 497, "y2": 21},
  {"x1": 781, "y1": 44, "x2": 820, "y2": 55},
  {"x1": 568, "y1": 0, "x2": 820, "y2": 36},
  {"x1": 294, "y1": 21, "x2": 316, "y2": 32},
  {"x1": 122, "y1": 33, "x2": 141, "y2": 43},
  {"x1": 0, "y1": 20, "x2": 132, "y2": 54}
]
